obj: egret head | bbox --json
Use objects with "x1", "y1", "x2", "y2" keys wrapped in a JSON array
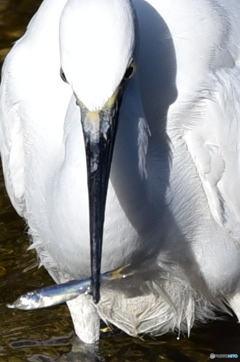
[
  {"x1": 59, "y1": 0, "x2": 135, "y2": 303},
  {"x1": 59, "y1": 0, "x2": 135, "y2": 110}
]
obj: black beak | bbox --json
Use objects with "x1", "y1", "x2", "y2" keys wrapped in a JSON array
[{"x1": 78, "y1": 89, "x2": 121, "y2": 303}]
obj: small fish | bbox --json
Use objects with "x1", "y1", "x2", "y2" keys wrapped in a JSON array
[{"x1": 7, "y1": 265, "x2": 131, "y2": 310}]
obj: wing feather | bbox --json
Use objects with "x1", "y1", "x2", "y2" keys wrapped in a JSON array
[
  {"x1": 0, "y1": 58, "x2": 25, "y2": 216},
  {"x1": 185, "y1": 65, "x2": 240, "y2": 239}
]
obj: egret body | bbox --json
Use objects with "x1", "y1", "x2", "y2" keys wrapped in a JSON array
[{"x1": 1, "y1": 0, "x2": 240, "y2": 343}]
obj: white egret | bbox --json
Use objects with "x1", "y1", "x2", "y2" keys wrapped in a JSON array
[{"x1": 1, "y1": 0, "x2": 240, "y2": 344}]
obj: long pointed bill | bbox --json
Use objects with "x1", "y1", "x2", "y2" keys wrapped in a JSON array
[{"x1": 77, "y1": 89, "x2": 121, "y2": 303}]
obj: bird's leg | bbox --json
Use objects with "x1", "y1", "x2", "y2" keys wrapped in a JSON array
[{"x1": 67, "y1": 294, "x2": 100, "y2": 344}]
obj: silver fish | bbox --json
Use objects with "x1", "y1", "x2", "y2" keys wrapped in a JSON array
[{"x1": 7, "y1": 265, "x2": 131, "y2": 310}]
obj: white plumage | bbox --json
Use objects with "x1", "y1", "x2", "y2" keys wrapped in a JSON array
[{"x1": 1, "y1": 0, "x2": 240, "y2": 343}]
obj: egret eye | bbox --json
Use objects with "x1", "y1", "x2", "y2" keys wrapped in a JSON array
[
  {"x1": 60, "y1": 68, "x2": 68, "y2": 83},
  {"x1": 123, "y1": 61, "x2": 135, "y2": 80}
]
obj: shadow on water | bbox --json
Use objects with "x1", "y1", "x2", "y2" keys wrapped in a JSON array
[{"x1": 1, "y1": 1, "x2": 240, "y2": 361}]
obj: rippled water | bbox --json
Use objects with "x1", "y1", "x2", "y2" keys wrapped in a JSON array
[{"x1": 1, "y1": 1, "x2": 240, "y2": 361}]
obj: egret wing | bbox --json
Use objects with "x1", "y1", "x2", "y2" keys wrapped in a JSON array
[
  {"x1": 0, "y1": 55, "x2": 26, "y2": 216},
  {"x1": 185, "y1": 63, "x2": 240, "y2": 240}
]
